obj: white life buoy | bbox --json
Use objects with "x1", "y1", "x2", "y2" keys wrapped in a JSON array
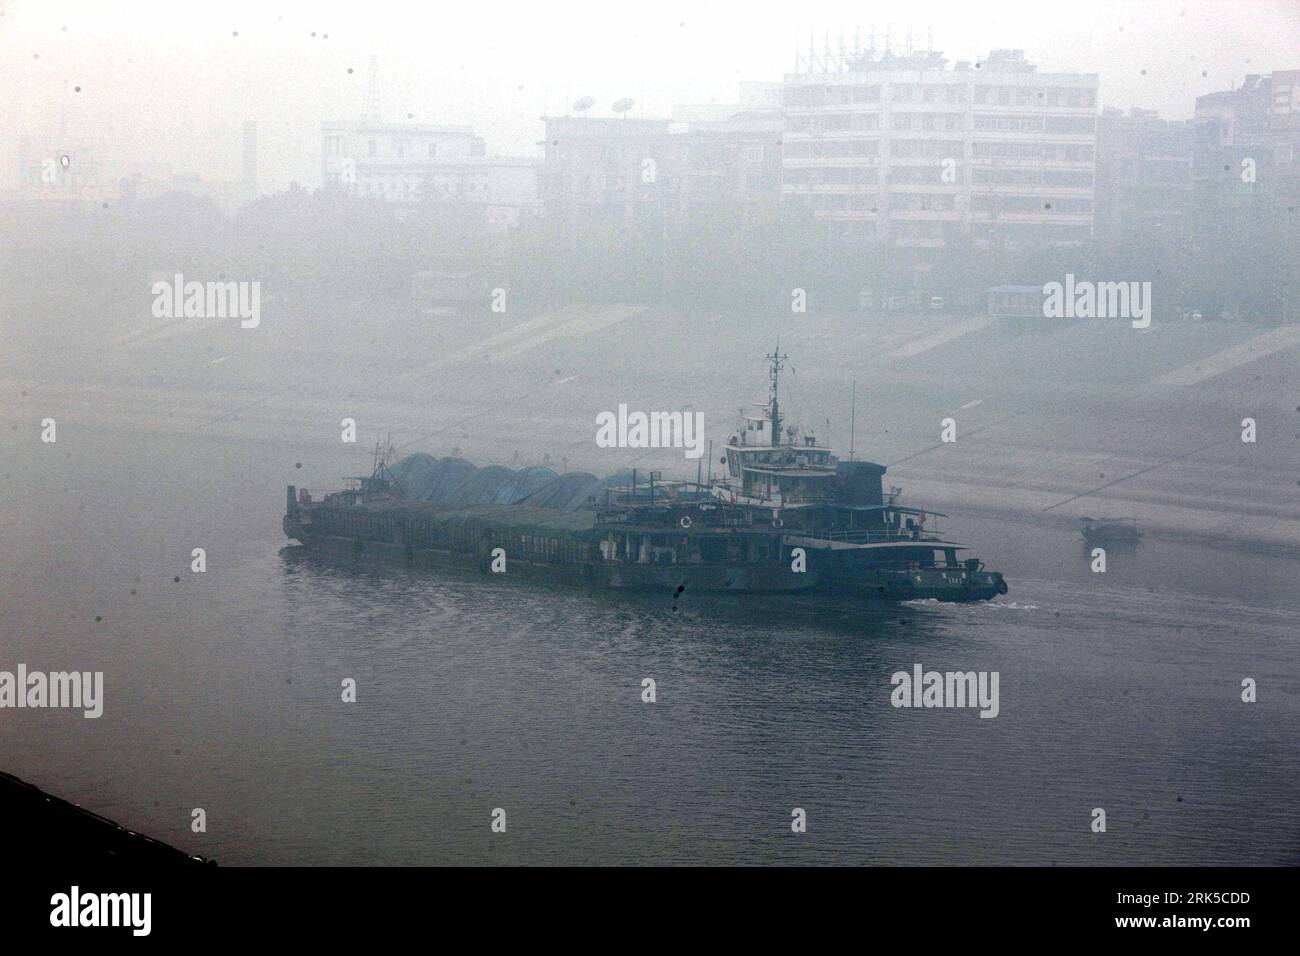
[
  {"x1": 679, "y1": 515, "x2": 692, "y2": 529},
  {"x1": 772, "y1": 516, "x2": 783, "y2": 528}
]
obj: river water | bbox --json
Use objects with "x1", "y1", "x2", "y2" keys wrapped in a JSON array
[
  {"x1": 1, "y1": 302, "x2": 1297, "y2": 864},
  {"x1": 1, "y1": 414, "x2": 1296, "y2": 865}
]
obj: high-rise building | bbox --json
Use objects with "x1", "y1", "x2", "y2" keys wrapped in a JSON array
[{"x1": 782, "y1": 47, "x2": 1098, "y2": 249}]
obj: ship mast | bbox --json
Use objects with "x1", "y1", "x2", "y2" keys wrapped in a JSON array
[
  {"x1": 371, "y1": 434, "x2": 396, "y2": 479},
  {"x1": 368, "y1": 433, "x2": 404, "y2": 496},
  {"x1": 767, "y1": 341, "x2": 788, "y2": 447}
]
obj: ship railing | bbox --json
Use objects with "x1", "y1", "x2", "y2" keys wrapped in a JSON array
[
  {"x1": 595, "y1": 508, "x2": 750, "y2": 529},
  {"x1": 604, "y1": 490, "x2": 712, "y2": 508},
  {"x1": 729, "y1": 490, "x2": 840, "y2": 507},
  {"x1": 295, "y1": 488, "x2": 344, "y2": 505},
  {"x1": 867, "y1": 559, "x2": 968, "y2": 572},
  {"x1": 808, "y1": 529, "x2": 943, "y2": 544}
]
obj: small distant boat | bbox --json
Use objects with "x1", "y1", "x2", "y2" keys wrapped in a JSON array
[{"x1": 1079, "y1": 516, "x2": 1142, "y2": 543}]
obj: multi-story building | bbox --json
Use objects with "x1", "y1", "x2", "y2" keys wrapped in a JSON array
[
  {"x1": 321, "y1": 120, "x2": 539, "y2": 232},
  {"x1": 1271, "y1": 69, "x2": 1300, "y2": 175},
  {"x1": 781, "y1": 48, "x2": 1098, "y2": 249},
  {"x1": 1094, "y1": 107, "x2": 1194, "y2": 247},
  {"x1": 1193, "y1": 70, "x2": 1300, "y2": 210},
  {"x1": 1192, "y1": 69, "x2": 1300, "y2": 320},
  {"x1": 539, "y1": 116, "x2": 674, "y2": 231},
  {"x1": 539, "y1": 106, "x2": 783, "y2": 235},
  {"x1": 671, "y1": 109, "x2": 784, "y2": 228}
]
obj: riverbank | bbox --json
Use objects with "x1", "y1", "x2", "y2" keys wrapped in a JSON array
[{"x1": 0, "y1": 770, "x2": 211, "y2": 865}]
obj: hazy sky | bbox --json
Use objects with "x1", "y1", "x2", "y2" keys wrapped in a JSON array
[{"x1": 2, "y1": 0, "x2": 1297, "y2": 193}]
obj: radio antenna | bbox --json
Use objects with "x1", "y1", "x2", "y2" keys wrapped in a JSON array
[{"x1": 849, "y1": 378, "x2": 857, "y2": 460}]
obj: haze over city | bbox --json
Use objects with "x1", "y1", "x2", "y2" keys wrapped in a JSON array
[
  {"x1": 0, "y1": 0, "x2": 1296, "y2": 913},
  {"x1": 3, "y1": 0, "x2": 1299, "y2": 193}
]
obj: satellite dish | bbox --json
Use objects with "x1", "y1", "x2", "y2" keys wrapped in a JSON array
[
  {"x1": 572, "y1": 96, "x2": 595, "y2": 113},
  {"x1": 611, "y1": 97, "x2": 635, "y2": 116}
]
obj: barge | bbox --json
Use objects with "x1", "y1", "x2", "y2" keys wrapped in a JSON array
[{"x1": 284, "y1": 350, "x2": 1008, "y2": 602}]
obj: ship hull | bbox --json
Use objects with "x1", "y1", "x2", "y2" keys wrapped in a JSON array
[{"x1": 286, "y1": 520, "x2": 1005, "y2": 602}]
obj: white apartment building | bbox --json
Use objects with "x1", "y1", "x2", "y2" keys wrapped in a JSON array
[
  {"x1": 782, "y1": 49, "x2": 1098, "y2": 248},
  {"x1": 321, "y1": 121, "x2": 539, "y2": 232}
]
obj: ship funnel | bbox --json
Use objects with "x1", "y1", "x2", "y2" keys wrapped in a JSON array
[{"x1": 834, "y1": 461, "x2": 886, "y2": 507}]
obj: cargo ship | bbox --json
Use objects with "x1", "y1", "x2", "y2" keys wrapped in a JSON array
[{"x1": 284, "y1": 350, "x2": 1008, "y2": 602}]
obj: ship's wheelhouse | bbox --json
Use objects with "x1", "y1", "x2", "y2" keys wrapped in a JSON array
[{"x1": 722, "y1": 420, "x2": 840, "y2": 506}]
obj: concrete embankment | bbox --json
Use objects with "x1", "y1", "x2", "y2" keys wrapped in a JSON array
[{"x1": 0, "y1": 770, "x2": 212, "y2": 865}]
